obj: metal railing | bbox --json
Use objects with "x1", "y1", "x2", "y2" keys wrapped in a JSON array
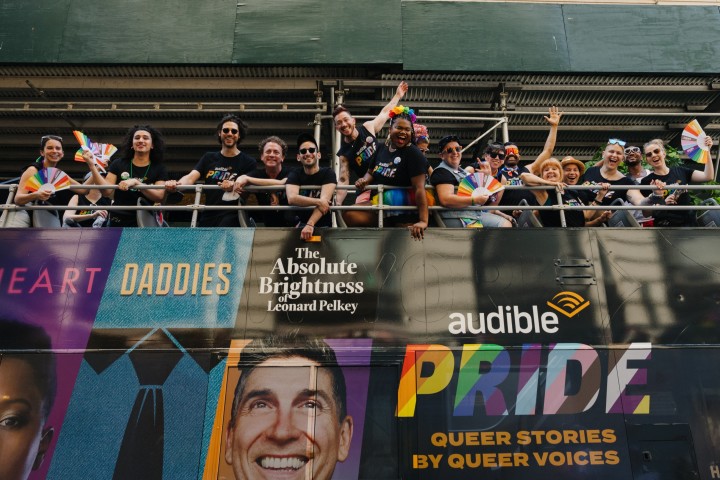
[{"x1": 2, "y1": 183, "x2": 720, "y2": 228}]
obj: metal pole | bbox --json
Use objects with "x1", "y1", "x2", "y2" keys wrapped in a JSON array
[
  {"x1": 313, "y1": 87, "x2": 322, "y2": 145},
  {"x1": 556, "y1": 189, "x2": 567, "y2": 227},
  {"x1": 191, "y1": 185, "x2": 202, "y2": 228},
  {"x1": 500, "y1": 92, "x2": 510, "y2": 143},
  {"x1": 0, "y1": 184, "x2": 17, "y2": 227},
  {"x1": 377, "y1": 185, "x2": 384, "y2": 228}
]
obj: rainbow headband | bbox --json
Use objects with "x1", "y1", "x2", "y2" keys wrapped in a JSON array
[{"x1": 389, "y1": 105, "x2": 417, "y2": 123}]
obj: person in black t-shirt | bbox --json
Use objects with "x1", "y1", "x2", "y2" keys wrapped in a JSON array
[
  {"x1": 641, "y1": 137, "x2": 715, "y2": 226},
  {"x1": 104, "y1": 125, "x2": 168, "y2": 227},
  {"x1": 13, "y1": 135, "x2": 106, "y2": 226},
  {"x1": 353, "y1": 105, "x2": 429, "y2": 240},
  {"x1": 165, "y1": 114, "x2": 256, "y2": 227},
  {"x1": 63, "y1": 172, "x2": 112, "y2": 227},
  {"x1": 286, "y1": 133, "x2": 337, "y2": 239},
  {"x1": 521, "y1": 158, "x2": 609, "y2": 227},
  {"x1": 334, "y1": 81, "x2": 408, "y2": 206},
  {"x1": 430, "y1": 135, "x2": 512, "y2": 228},
  {"x1": 581, "y1": 140, "x2": 646, "y2": 208},
  {"x1": 230, "y1": 136, "x2": 295, "y2": 227}
]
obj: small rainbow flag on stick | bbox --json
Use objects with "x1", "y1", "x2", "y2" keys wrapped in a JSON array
[
  {"x1": 681, "y1": 120, "x2": 710, "y2": 164},
  {"x1": 24, "y1": 167, "x2": 71, "y2": 193},
  {"x1": 73, "y1": 130, "x2": 117, "y2": 172}
]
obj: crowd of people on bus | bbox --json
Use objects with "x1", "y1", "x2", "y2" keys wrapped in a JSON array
[{"x1": 2, "y1": 82, "x2": 717, "y2": 239}]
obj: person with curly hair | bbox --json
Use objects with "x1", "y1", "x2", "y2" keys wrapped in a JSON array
[{"x1": 103, "y1": 125, "x2": 169, "y2": 227}]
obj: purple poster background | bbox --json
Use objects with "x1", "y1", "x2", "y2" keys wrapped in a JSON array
[
  {"x1": 0, "y1": 229, "x2": 120, "y2": 479},
  {"x1": 326, "y1": 338, "x2": 373, "y2": 480}
]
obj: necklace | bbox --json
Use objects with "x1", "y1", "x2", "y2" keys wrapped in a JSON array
[{"x1": 130, "y1": 161, "x2": 151, "y2": 181}]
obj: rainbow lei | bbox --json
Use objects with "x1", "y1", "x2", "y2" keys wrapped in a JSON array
[{"x1": 389, "y1": 105, "x2": 417, "y2": 123}]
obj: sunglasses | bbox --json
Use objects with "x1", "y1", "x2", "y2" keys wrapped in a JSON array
[
  {"x1": 41, "y1": 135, "x2": 63, "y2": 143},
  {"x1": 299, "y1": 147, "x2": 317, "y2": 155},
  {"x1": 443, "y1": 146, "x2": 462, "y2": 154},
  {"x1": 608, "y1": 138, "x2": 626, "y2": 147},
  {"x1": 624, "y1": 146, "x2": 641, "y2": 155},
  {"x1": 222, "y1": 128, "x2": 239, "y2": 134},
  {"x1": 644, "y1": 148, "x2": 662, "y2": 157},
  {"x1": 486, "y1": 151, "x2": 506, "y2": 160}
]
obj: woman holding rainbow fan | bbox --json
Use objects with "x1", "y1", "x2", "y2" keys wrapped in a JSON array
[{"x1": 349, "y1": 105, "x2": 429, "y2": 240}]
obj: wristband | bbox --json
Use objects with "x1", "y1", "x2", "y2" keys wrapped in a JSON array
[{"x1": 471, "y1": 197, "x2": 475, "y2": 206}]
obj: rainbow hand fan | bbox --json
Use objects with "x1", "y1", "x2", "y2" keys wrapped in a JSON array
[
  {"x1": 681, "y1": 120, "x2": 710, "y2": 164},
  {"x1": 457, "y1": 172, "x2": 504, "y2": 197},
  {"x1": 73, "y1": 130, "x2": 117, "y2": 172},
  {"x1": 24, "y1": 167, "x2": 72, "y2": 193}
]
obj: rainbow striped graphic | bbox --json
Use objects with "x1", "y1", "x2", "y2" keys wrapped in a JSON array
[
  {"x1": 681, "y1": 119, "x2": 710, "y2": 164},
  {"x1": 24, "y1": 167, "x2": 72, "y2": 193}
]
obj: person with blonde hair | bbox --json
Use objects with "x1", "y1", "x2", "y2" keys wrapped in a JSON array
[{"x1": 641, "y1": 136, "x2": 715, "y2": 226}]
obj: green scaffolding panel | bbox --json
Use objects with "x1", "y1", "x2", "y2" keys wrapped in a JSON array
[
  {"x1": 564, "y1": 5, "x2": 720, "y2": 73},
  {"x1": 402, "y1": 1, "x2": 571, "y2": 71},
  {"x1": 232, "y1": 0, "x2": 401, "y2": 64},
  {"x1": 0, "y1": 0, "x2": 71, "y2": 62},
  {"x1": 59, "y1": 0, "x2": 237, "y2": 63}
]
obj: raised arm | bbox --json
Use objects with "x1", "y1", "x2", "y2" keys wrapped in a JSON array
[
  {"x1": 365, "y1": 81, "x2": 408, "y2": 136},
  {"x1": 525, "y1": 106, "x2": 562, "y2": 174}
]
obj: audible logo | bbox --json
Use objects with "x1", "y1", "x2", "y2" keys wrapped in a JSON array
[
  {"x1": 448, "y1": 291, "x2": 591, "y2": 335},
  {"x1": 546, "y1": 291, "x2": 590, "y2": 318}
]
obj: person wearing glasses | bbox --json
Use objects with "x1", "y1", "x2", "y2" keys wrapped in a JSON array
[
  {"x1": 471, "y1": 141, "x2": 506, "y2": 179},
  {"x1": 12, "y1": 135, "x2": 105, "y2": 227},
  {"x1": 581, "y1": 139, "x2": 646, "y2": 208},
  {"x1": 640, "y1": 137, "x2": 715, "y2": 227},
  {"x1": 498, "y1": 106, "x2": 563, "y2": 208},
  {"x1": 334, "y1": 81, "x2": 408, "y2": 208},
  {"x1": 165, "y1": 114, "x2": 257, "y2": 227},
  {"x1": 623, "y1": 145, "x2": 651, "y2": 183},
  {"x1": 286, "y1": 133, "x2": 337, "y2": 240},
  {"x1": 430, "y1": 135, "x2": 512, "y2": 228}
]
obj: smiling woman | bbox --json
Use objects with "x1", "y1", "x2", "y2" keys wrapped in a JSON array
[
  {"x1": 0, "y1": 319, "x2": 56, "y2": 480},
  {"x1": 10, "y1": 135, "x2": 106, "y2": 227},
  {"x1": 348, "y1": 105, "x2": 430, "y2": 239}
]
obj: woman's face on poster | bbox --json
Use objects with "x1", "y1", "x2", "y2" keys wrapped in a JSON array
[{"x1": 0, "y1": 357, "x2": 52, "y2": 480}]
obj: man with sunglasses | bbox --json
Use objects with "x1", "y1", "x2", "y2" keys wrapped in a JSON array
[
  {"x1": 287, "y1": 133, "x2": 337, "y2": 240},
  {"x1": 430, "y1": 135, "x2": 512, "y2": 228},
  {"x1": 496, "y1": 106, "x2": 563, "y2": 207},
  {"x1": 623, "y1": 145, "x2": 651, "y2": 183},
  {"x1": 165, "y1": 114, "x2": 257, "y2": 226}
]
